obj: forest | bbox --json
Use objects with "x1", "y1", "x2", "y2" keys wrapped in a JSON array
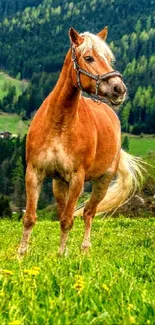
[
  {"x1": 1, "y1": 3, "x2": 155, "y2": 324},
  {"x1": 0, "y1": 0, "x2": 155, "y2": 215},
  {"x1": 0, "y1": 0, "x2": 154, "y2": 133}
]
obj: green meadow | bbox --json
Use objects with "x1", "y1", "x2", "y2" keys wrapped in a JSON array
[
  {"x1": 0, "y1": 72, "x2": 27, "y2": 101},
  {"x1": 0, "y1": 217, "x2": 155, "y2": 325},
  {"x1": 0, "y1": 113, "x2": 29, "y2": 136},
  {"x1": 129, "y1": 136, "x2": 155, "y2": 157}
]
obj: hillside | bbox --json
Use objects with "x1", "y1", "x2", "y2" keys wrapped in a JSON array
[
  {"x1": 0, "y1": 71, "x2": 27, "y2": 100},
  {"x1": 0, "y1": 0, "x2": 154, "y2": 133},
  {"x1": 0, "y1": 0, "x2": 154, "y2": 78},
  {"x1": 0, "y1": 112, "x2": 29, "y2": 136}
]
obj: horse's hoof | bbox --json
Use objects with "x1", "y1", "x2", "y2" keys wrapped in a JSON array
[
  {"x1": 81, "y1": 240, "x2": 92, "y2": 252},
  {"x1": 18, "y1": 245, "x2": 28, "y2": 258},
  {"x1": 58, "y1": 246, "x2": 69, "y2": 257}
]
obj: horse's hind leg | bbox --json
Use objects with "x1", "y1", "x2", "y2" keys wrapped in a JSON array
[
  {"x1": 81, "y1": 172, "x2": 114, "y2": 251},
  {"x1": 18, "y1": 165, "x2": 43, "y2": 256}
]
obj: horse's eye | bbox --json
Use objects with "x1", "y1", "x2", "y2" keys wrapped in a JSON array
[{"x1": 84, "y1": 56, "x2": 94, "y2": 63}]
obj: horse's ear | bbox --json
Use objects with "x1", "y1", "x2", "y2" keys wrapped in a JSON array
[
  {"x1": 69, "y1": 27, "x2": 84, "y2": 46},
  {"x1": 97, "y1": 26, "x2": 108, "y2": 41}
]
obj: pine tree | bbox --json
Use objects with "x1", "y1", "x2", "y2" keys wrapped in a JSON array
[{"x1": 122, "y1": 136, "x2": 130, "y2": 152}]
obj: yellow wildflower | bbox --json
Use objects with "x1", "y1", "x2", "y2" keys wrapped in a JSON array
[
  {"x1": 129, "y1": 316, "x2": 136, "y2": 324},
  {"x1": 146, "y1": 321, "x2": 151, "y2": 325},
  {"x1": 9, "y1": 320, "x2": 23, "y2": 325},
  {"x1": 73, "y1": 275, "x2": 85, "y2": 292},
  {"x1": 24, "y1": 269, "x2": 39, "y2": 276},
  {"x1": 102, "y1": 283, "x2": 110, "y2": 292},
  {"x1": 2, "y1": 269, "x2": 14, "y2": 276}
]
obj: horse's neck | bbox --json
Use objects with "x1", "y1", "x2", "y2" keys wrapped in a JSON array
[{"x1": 48, "y1": 50, "x2": 80, "y2": 124}]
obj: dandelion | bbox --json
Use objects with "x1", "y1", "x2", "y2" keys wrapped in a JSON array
[
  {"x1": 129, "y1": 316, "x2": 136, "y2": 324},
  {"x1": 9, "y1": 320, "x2": 23, "y2": 325},
  {"x1": 73, "y1": 275, "x2": 85, "y2": 292},
  {"x1": 24, "y1": 268, "x2": 40, "y2": 276},
  {"x1": 2, "y1": 269, "x2": 14, "y2": 276},
  {"x1": 102, "y1": 283, "x2": 110, "y2": 293}
]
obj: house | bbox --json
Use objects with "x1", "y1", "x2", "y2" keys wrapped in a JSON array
[{"x1": 0, "y1": 131, "x2": 12, "y2": 139}]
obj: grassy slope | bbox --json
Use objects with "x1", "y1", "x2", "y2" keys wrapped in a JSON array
[
  {"x1": 0, "y1": 217, "x2": 155, "y2": 325},
  {"x1": 0, "y1": 72, "x2": 27, "y2": 101},
  {"x1": 0, "y1": 72, "x2": 29, "y2": 136},
  {"x1": 0, "y1": 112, "x2": 29, "y2": 136}
]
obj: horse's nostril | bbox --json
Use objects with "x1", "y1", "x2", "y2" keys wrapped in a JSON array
[{"x1": 113, "y1": 85, "x2": 122, "y2": 95}]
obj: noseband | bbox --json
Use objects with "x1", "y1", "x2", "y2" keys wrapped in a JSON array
[{"x1": 71, "y1": 43, "x2": 123, "y2": 104}]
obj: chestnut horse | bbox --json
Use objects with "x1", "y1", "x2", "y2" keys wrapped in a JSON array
[{"x1": 18, "y1": 27, "x2": 142, "y2": 255}]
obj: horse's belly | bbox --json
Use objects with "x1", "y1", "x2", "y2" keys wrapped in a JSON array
[
  {"x1": 85, "y1": 163, "x2": 110, "y2": 180},
  {"x1": 85, "y1": 140, "x2": 119, "y2": 180}
]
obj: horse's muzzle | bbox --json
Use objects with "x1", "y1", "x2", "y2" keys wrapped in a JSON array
[{"x1": 100, "y1": 77, "x2": 127, "y2": 106}]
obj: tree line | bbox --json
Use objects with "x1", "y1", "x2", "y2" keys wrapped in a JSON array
[
  {"x1": 0, "y1": 0, "x2": 154, "y2": 133},
  {"x1": 0, "y1": 136, "x2": 54, "y2": 218}
]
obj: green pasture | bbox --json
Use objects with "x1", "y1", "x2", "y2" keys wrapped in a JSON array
[
  {"x1": 0, "y1": 113, "x2": 29, "y2": 136},
  {"x1": 128, "y1": 136, "x2": 155, "y2": 157},
  {"x1": 0, "y1": 72, "x2": 27, "y2": 101},
  {"x1": 0, "y1": 217, "x2": 155, "y2": 325}
]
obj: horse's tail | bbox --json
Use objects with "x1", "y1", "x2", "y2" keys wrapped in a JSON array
[{"x1": 75, "y1": 149, "x2": 144, "y2": 216}]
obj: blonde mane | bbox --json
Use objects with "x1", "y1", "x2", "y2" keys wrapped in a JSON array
[{"x1": 78, "y1": 32, "x2": 115, "y2": 64}]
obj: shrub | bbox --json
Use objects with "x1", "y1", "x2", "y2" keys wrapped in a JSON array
[{"x1": 0, "y1": 194, "x2": 12, "y2": 219}]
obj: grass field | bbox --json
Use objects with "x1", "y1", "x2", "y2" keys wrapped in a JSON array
[
  {"x1": 128, "y1": 137, "x2": 155, "y2": 156},
  {"x1": 0, "y1": 113, "x2": 29, "y2": 136},
  {"x1": 0, "y1": 217, "x2": 155, "y2": 325},
  {"x1": 0, "y1": 72, "x2": 27, "y2": 101}
]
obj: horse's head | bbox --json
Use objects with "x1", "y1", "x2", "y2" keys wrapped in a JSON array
[{"x1": 69, "y1": 27, "x2": 127, "y2": 106}]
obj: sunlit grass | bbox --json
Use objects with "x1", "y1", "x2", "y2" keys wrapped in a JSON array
[
  {"x1": 0, "y1": 72, "x2": 27, "y2": 101},
  {"x1": 0, "y1": 217, "x2": 155, "y2": 325},
  {"x1": 0, "y1": 113, "x2": 29, "y2": 136},
  {"x1": 129, "y1": 137, "x2": 155, "y2": 156}
]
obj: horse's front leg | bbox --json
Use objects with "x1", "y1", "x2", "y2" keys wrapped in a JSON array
[
  {"x1": 53, "y1": 179, "x2": 69, "y2": 220},
  {"x1": 58, "y1": 170, "x2": 84, "y2": 255},
  {"x1": 18, "y1": 165, "x2": 43, "y2": 256},
  {"x1": 82, "y1": 172, "x2": 114, "y2": 251}
]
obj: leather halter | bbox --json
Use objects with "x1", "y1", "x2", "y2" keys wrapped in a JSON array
[{"x1": 71, "y1": 43, "x2": 123, "y2": 104}]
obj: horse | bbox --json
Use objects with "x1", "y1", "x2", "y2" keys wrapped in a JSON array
[{"x1": 18, "y1": 27, "x2": 143, "y2": 256}]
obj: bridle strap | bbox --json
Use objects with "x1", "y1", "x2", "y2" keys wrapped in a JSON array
[{"x1": 71, "y1": 43, "x2": 123, "y2": 104}]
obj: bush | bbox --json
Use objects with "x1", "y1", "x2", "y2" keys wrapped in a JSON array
[
  {"x1": 0, "y1": 194, "x2": 12, "y2": 219},
  {"x1": 132, "y1": 123, "x2": 146, "y2": 135},
  {"x1": 122, "y1": 136, "x2": 130, "y2": 152}
]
